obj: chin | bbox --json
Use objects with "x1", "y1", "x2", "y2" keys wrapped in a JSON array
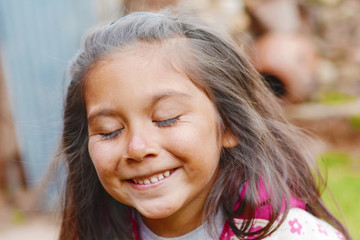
[{"x1": 137, "y1": 204, "x2": 178, "y2": 220}]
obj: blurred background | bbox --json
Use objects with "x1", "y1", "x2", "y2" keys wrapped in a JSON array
[{"x1": 0, "y1": 0, "x2": 359, "y2": 239}]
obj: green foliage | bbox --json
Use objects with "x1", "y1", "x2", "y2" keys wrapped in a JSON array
[
  {"x1": 349, "y1": 115, "x2": 360, "y2": 131},
  {"x1": 319, "y1": 91, "x2": 356, "y2": 105},
  {"x1": 11, "y1": 209, "x2": 26, "y2": 225},
  {"x1": 319, "y1": 152, "x2": 360, "y2": 239}
]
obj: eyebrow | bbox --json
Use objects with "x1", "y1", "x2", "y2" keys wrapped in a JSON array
[
  {"x1": 148, "y1": 91, "x2": 191, "y2": 109},
  {"x1": 87, "y1": 90, "x2": 191, "y2": 123},
  {"x1": 87, "y1": 109, "x2": 120, "y2": 123}
]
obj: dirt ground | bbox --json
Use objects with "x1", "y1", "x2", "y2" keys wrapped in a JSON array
[
  {"x1": 293, "y1": 117, "x2": 360, "y2": 160},
  {"x1": 0, "y1": 214, "x2": 59, "y2": 240},
  {"x1": 0, "y1": 195, "x2": 59, "y2": 240}
]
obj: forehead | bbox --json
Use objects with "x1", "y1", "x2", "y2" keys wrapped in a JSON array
[
  {"x1": 84, "y1": 37, "x2": 205, "y2": 91},
  {"x1": 83, "y1": 40, "x2": 207, "y2": 106}
]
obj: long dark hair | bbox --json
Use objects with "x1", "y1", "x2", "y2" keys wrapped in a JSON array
[{"x1": 59, "y1": 10, "x2": 350, "y2": 240}]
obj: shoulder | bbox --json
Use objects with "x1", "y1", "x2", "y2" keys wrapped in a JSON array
[{"x1": 265, "y1": 208, "x2": 345, "y2": 240}]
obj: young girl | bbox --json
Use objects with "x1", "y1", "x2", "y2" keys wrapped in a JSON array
[{"x1": 59, "y1": 10, "x2": 350, "y2": 240}]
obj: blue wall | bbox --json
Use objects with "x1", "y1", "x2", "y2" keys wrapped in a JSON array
[{"x1": 0, "y1": 0, "x2": 97, "y2": 187}]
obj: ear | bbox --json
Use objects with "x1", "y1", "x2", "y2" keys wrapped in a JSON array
[{"x1": 222, "y1": 130, "x2": 238, "y2": 148}]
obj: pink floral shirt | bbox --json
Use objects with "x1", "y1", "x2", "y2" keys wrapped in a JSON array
[{"x1": 219, "y1": 208, "x2": 345, "y2": 240}]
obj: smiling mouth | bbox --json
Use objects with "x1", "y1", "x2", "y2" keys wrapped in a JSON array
[{"x1": 131, "y1": 169, "x2": 176, "y2": 185}]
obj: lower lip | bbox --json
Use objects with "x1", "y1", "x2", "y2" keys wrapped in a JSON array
[{"x1": 128, "y1": 168, "x2": 178, "y2": 190}]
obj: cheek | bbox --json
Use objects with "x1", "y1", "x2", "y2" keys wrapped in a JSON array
[
  {"x1": 88, "y1": 142, "x2": 126, "y2": 198},
  {"x1": 88, "y1": 141, "x2": 120, "y2": 177},
  {"x1": 165, "y1": 123, "x2": 222, "y2": 170}
]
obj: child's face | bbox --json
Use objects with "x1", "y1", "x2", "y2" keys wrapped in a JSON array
[{"x1": 84, "y1": 45, "x2": 233, "y2": 228}]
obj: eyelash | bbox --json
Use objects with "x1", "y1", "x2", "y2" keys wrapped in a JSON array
[
  {"x1": 99, "y1": 117, "x2": 179, "y2": 140},
  {"x1": 100, "y1": 129, "x2": 123, "y2": 140},
  {"x1": 154, "y1": 116, "x2": 179, "y2": 127}
]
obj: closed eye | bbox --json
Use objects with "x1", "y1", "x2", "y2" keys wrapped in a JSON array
[
  {"x1": 154, "y1": 117, "x2": 179, "y2": 128},
  {"x1": 100, "y1": 129, "x2": 123, "y2": 140}
]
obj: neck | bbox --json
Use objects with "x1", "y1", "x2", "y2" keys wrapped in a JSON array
[{"x1": 142, "y1": 195, "x2": 207, "y2": 237}]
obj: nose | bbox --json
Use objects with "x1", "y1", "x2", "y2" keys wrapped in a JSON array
[{"x1": 124, "y1": 130, "x2": 159, "y2": 162}]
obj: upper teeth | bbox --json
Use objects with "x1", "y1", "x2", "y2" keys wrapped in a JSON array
[{"x1": 133, "y1": 170, "x2": 171, "y2": 185}]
